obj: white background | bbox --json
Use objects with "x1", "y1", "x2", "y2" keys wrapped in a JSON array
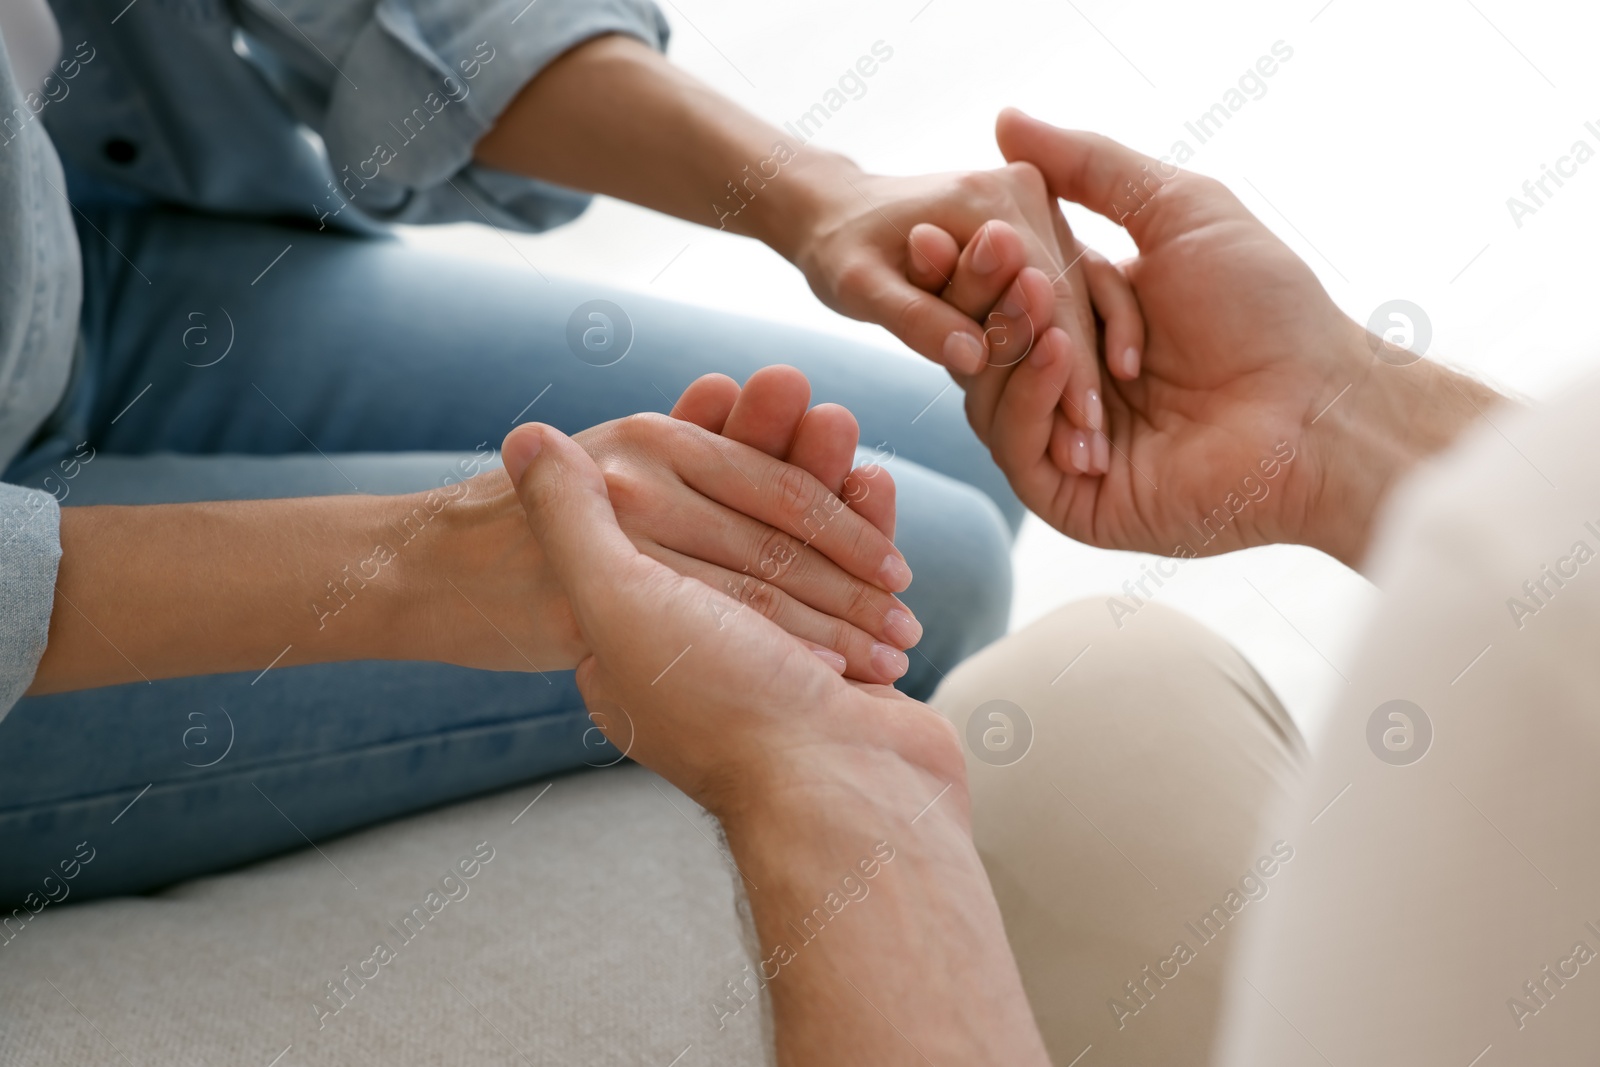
[{"x1": 405, "y1": 0, "x2": 1600, "y2": 743}]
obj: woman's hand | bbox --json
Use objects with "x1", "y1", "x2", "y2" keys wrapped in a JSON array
[
  {"x1": 789, "y1": 162, "x2": 1131, "y2": 380},
  {"x1": 788, "y1": 161, "x2": 1142, "y2": 474},
  {"x1": 429, "y1": 372, "x2": 919, "y2": 685}
]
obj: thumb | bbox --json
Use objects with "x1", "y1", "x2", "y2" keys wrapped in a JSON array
[
  {"x1": 995, "y1": 108, "x2": 1184, "y2": 248},
  {"x1": 501, "y1": 423, "x2": 638, "y2": 598}
]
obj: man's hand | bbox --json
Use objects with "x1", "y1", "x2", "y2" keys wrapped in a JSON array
[
  {"x1": 921, "y1": 110, "x2": 1499, "y2": 566},
  {"x1": 499, "y1": 421, "x2": 1050, "y2": 1066}
]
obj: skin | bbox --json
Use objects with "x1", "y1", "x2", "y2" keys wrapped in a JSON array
[
  {"x1": 28, "y1": 372, "x2": 917, "y2": 694},
  {"x1": 914, "y1": 110, "x2": 1505, "y2": 567},
  {"x1": 474, "y1": 33, "x2": 1139, "y2": 389},
  {"x1": 505, "y1": 119, "x2": 1526, "y2": 1063},
  {"x1": 502, "y1": 420, "x2": 1052, "y2": 1067},
  {"x1": 29, "y1": 36, "x2": 1144, "y2": 698}
]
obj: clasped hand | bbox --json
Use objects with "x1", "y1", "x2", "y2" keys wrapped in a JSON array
[{"x1": 435, "y1": 368, "x2": 922, "y2": 686}]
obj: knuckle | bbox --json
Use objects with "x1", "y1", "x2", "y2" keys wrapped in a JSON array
[
  {"x1": 753, "y1": 524, "x2": 804, "y2": 580},
  {"x1": 771, "y1": 464, "x2": 817, "y2": 526},
  {"x1": 896, "y1": 290, "x2": 941, "y2": 344},
  {"x1": 844, "y1": 577, "x2": 882, "y2": 630},
  {"x1": 824, "y1": 616, "x2": 861, "y2": 659},
  {"x1": 599, "y1": 466, "x2": 648, "y2": 513},
  {"x1": 618, "y1": 410, "x2": 676, "y2": 443},
  {"x1": 956, "y1": 168, "x2": 1001, "y2": 205},
  {"x1": 1003, "y1": 160, "x2": 1046, "y2": 200},
  {"x1": 833, "y1": 256, "x2": 880, "y2": 300},
  {"x1": 742, "y1": 578, "x2": 785, "y2": 621}
]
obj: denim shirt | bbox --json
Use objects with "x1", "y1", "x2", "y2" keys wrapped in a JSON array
[
  {"x1": 0, "y1": 0, "x2": 668, "y2": 718},
  {"x1": 0, "y1": 20, "x2": 77, "y2": 717},
  {"x1": 43, "y1": 0, "x2": 669, "y2": 230}
]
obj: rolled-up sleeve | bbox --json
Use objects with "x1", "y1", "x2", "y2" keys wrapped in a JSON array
[
  {"x1": 240, "y1": 0, "x2": 670, "y2": 230},
  {"x1": 0, "y1": 484, "x2": 61, "y2": 719}
]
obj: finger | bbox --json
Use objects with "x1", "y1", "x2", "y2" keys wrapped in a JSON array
[
  {"x1": 806, "y1": 643, "x2": 848, "y2": 675},
  {"x1": 643, "y1": 484, "x2": 921, "y2": 650},
  {"x1": 647, "y1": 544, "x2": 911, "y2": 685},
  {"x1": 1056, "y1": 342, "x2": 1114, "y2": 476},
  {"x1": 670, "y1": 373, "x2": 741, "y2": 432},
  {"x1": 1045, "y1": 273, "x2": 1110, "y2": 450},
  {"x1": 843, "y1": 462, "x2": 896, "y2": 539},
  {"x1": 1049, "y1": 412, "x2": 1094, "y2": 477},
  {"x1": 989, "y1": 327, "x2": 1081, "y2": 502},
  {"x1": 963, "y1": 265, "x2": 1057, "y2": 444},
  {"x1": 675, "y1": 422, "x2": 914, "y2": 592},
  {"x1": 501, "y1": 423, "x2": 643, "y2": 607},
  {"x1": 982, "y1": 263, "x2": 1055, "y2": 372},
  {"x1": 786, "y1": 402, "x2": 860, "y2": 494},
  {"x1": 857, "y1": 266, "x2": 987, "y2": 376},
  {"x1": 995, "y1": 109, "x2": 1211, "y2": 249},
  {"x1": 908, "y1": 223, "x2": 959, "y2": 292},
  {"x1": 941, "y1": 219, "x2": 1029, "y2": 322},
  {"x1": 721, "y1": 364, "x2": 810, "y2": 458},
  {"x1": 1049, "y1": 412, "x2": 1111, "y2": 479},
  {"x1": 1082, "y1": 251, "x2": 1144, "y2": 381}
]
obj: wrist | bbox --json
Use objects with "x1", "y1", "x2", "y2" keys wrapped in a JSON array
[
  {"x1": 1304, "y1": 325, "x2": 1501, "y2": 566},
  {"x1": 391, "y1": 470, "x2": 572, "y2": 670},
  {"x1": 349, "y1": 485, "x2": 480, "y2": 663},
  {"x1": 744, "y1": 147, "x2": 863, "y2": 264},
  {"x1": 717, "y1": 691, "x2": 971, "y2": 851}
]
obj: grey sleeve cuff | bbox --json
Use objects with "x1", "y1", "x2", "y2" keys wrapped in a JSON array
[
  {"x1": 0, "y1": 484, "x2": 62, "y2": 721},
  {"x1": 319, "y1": 0, "x2": 670, "y2": 230}
]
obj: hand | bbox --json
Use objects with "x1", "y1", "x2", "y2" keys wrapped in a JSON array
[
  {"x1": 496, "y1": 420, "x2": 959, "y2": 819},
  {"x1": 788, "y1": 161, "x2": 1136, "y2": 390},
  {"x1": 906, "y1": 215, "x2": 1142, "y2": 477},
  {"x1": 921, "y1": 110, "x2": 1491, "y2": 565},
  {"x1": 499, "y1": 422, "x2": 1052, "y2": 1066},
  {"x1": 667, "y1": 365, "x2": 898, "y2": 540},
  {"x1": 430, "y1": 375, "x2": 920, "y2": 684}
]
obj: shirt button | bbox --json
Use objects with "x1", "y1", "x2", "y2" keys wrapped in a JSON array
[{"x1": 102, "y1": 138, "x2": 138, "y2": 164}]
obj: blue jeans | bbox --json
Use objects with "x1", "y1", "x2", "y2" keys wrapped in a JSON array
[{"x1": 0, "y1": 204, "x2": 1016, "y2": 906}]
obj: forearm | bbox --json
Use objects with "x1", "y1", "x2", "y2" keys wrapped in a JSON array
[
  {"x1": 473, "y1": 34, "x2": 854, "y2": 258},
  {"x1": 720, "y1": 747, "x2": 1049, "y2": 1066},
  {"x1": 28, "y1": 490, "x2": 463, "y2": 694},
  {"x1": 1308, "y1": 331, "x2": 1508, "y2": 567}
]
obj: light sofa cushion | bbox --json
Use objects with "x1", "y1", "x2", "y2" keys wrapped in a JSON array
[{"x1": 0, "y1": 764, "x2": 769, "y2": 1065}]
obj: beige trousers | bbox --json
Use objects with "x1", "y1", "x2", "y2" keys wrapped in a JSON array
[
  {"x1": 933, "y1": 380, "x2": 1600, "y2": 1065},
  {"x1": 930, "y1": 599, "x2": 1306, "y2": 1066}
]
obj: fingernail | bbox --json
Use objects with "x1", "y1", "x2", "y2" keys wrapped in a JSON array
[
  {"x1": 944, "y1": 332, "x2": 984, "y2": 375},
  {"x1": 1092, "y1": 431, "x2": 1110, "y2": 475},
  {"x1": 884, "y1": 608, "x2": 924, "y2": 648},
  {"x1": 501, "y1": 425, "x2": 544, "y2": 482},
  {"x1": 1070, "y1": 430, "x2": 1091, "y2": 474},
  {"x1": 812, "y1": 647, "x2": 847, "y2": 674},
  {"x1": 971, "y1": 225, "x2": 1000, "y2": 274},
  {"x1": 1085, "y1": 387, "x2": 1103, "y2": 432},
  {"x1": 878, "y1": 553, "x2": 913, "y2": 592},
  {"x1": 871, "y1": 643, "x2": 910, "y2": 681},
  {"x1": 1119, "y1": 346, "x2": 1141, "y2": 378}
]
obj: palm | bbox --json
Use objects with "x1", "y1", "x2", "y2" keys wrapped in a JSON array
[{"x1": 1042, "y1": 194, "x2": 1359, "y2": 557}]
